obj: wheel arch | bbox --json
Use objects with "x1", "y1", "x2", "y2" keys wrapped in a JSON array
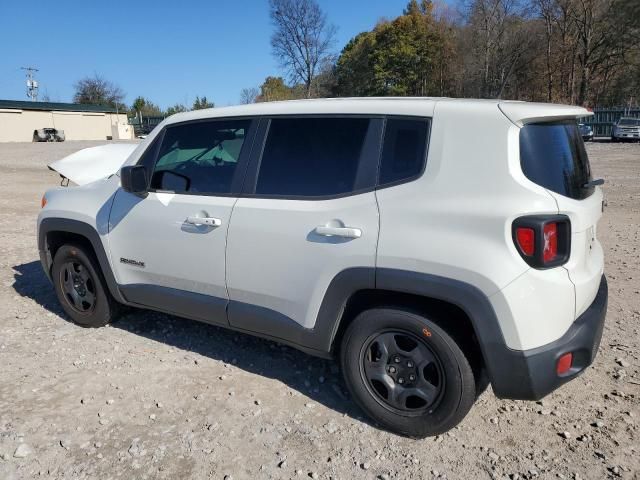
[
  {"x1": 319, "y1": 268, "x2": 512, "y2": 394},
  {"x1": 38, "y1": 218, "x2": 125, "y2": 303}
]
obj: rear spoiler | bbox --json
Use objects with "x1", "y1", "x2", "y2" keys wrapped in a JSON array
[{"x1": 499, "y1": 102, "x2": 593, "y2": 127}]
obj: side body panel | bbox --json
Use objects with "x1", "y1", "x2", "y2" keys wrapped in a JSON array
[
  {"x1": 38, "y1": 174, "x2": 122, "y2": 286},
  {"x1": 226, "y1": 193, "x2": 380, "y2": 330},
  {"x1": 375, "y1": 101, "x2": 575, "y2": 351}
]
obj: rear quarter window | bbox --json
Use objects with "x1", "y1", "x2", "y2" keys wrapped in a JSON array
[
  {"x1": 378, "y1": 118, "x2": 429, "y2": 186},
  {"x1": 519, "y1": 121, "x2": 593, "y2": 200}
]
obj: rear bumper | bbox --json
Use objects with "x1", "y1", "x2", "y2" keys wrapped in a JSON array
[{"x1": 490, "y1": 275, "x2": 607, "y2": 400}]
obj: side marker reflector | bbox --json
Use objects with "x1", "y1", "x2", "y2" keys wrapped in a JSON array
[{"x1": 556, "y1": 352, "x2": 573, "y2": 375}]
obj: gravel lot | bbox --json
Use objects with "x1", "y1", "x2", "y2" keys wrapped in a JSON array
[{"x1": 0, "y1": 141, "x2": 638, "y2": 480}]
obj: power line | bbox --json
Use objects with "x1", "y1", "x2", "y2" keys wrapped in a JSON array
[{"x1": 21, "y1": 66, "x2": 39, "y2": 101}]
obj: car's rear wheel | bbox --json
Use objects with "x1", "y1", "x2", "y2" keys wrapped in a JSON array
[
  {"x1": 340, "y1": 308, "x2": 475, "y2": 438},
  {"x1": 52, "y1": 243, "x2": 120, "y2": 327}
]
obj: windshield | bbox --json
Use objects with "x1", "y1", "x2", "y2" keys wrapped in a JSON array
[
  {"x1": 520, "y1": 121, "x2": 593, "y2": 200},
  {"x1": 618, "y1": 118, "x2": 640, "y2": 126}
]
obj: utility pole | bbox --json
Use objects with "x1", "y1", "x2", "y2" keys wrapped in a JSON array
[{"x1": 21, "y1": 66, "x2": 39, "y2": 101}]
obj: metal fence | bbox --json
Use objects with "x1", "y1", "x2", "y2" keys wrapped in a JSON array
[
  {"x1": 128, "y1": 115, "x2": 165, "y2": 137},
  {"x1": 580, "y1": 107, "x2": 640, "y2": 137}
]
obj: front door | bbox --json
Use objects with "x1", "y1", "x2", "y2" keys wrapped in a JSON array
[{"x1": 108, "y1": 117, "x2": 256, "y2": 325}]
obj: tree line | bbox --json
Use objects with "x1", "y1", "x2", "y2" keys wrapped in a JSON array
[
  {"x1": 72, "y1": 0, "x2": 640, "y2": 114},
  {"x1": 73, "y1": 74, "x2": 214, "y2": 118},
  {"x1": 250, "y1": 0, "x2": 640, "y2": 107}
]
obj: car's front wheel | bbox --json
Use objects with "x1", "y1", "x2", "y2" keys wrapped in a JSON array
[
  {"x1": 340, "y1": 308, "x2": 475, "y2": 438},
  {"x1": 52, "y1": 243, "x2": 120, "y2": 327}
]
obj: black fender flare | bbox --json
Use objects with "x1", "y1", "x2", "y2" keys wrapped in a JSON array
[
  {"x1": 312, "y1": 267, "x2": 516, "y2": 397},
  {"x1": 38, "y1": 217, "x2": 126, "y2": 303}
]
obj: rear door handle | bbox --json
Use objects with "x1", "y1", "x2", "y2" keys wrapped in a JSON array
[
  {"x1": 314, "y1": 225, "x2": 362, "y2": 238},
  {"x1": 186, "y1": 216, "x2": 221, "y2": 227}
]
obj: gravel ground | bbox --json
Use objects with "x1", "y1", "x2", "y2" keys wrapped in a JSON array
[{"x1": 0, "y1": 141, "x2": 638, "y2": 480}]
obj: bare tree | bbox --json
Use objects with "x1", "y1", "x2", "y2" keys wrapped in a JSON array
[
  {"x1": 73, "y1": 74, "x2": 125, "y2": 107},
  {"x1": 239, "y1": 87, "x2": 260, "y2": 104},
  {"x1": 536, "y1": 0, "x2": 558, "y2": 101},
  {"x1": 269, "y1": 0, "x2": 337, "y2": 98}
]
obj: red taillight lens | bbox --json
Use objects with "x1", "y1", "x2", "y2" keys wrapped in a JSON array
[
  {"x1": 543, "y1": 222, "x2": 558, "y2": 262},
  {"x1": 516, "y1": 227, "x2": 535, "y2": 256},
  {"x1": 513, "y1": 215, "x2": 570, "y2": 268},
  {"x1": 556, "y1": 352, "x2": 573, "y2": 375}
]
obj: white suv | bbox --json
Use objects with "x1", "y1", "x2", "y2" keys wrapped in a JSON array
[{"x1": 38, "y1": 98, "x2": 607, "y2": 438}]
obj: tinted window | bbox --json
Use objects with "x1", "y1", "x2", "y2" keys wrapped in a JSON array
[
  {"x1": 150, "y1": 119, "x2": 250, "y2": 194},
  {"x1": 256, "y1": 117, "x2": 370, "y2": 197},
  {"x1": 520, "y1": 121, "x2": 593, "y2": 200},
  {"x1": 137, "y1": 134, "x2": 162, "y2": 176},
  {"x1": 379, "y1": 118, "x2": 429, "y2": 185}
]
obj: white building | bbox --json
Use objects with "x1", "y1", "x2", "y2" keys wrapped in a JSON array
[{"x1": 0, "y1": 99, "x2": 133, "y2": 142}]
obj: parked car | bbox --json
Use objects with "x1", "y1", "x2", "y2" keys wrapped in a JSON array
[
  {"x1": 38, "y1": 98, "x2": 607, "y2": 438},
  {"x1": 578, "y1": 122, "x2": 594, "y2": 141},
  {"x1": 611, "y1": 117, "x2": 640, "y2": 142},
  {"x1": 33, "y1": 128, "x2": 65, "y2": 142}
]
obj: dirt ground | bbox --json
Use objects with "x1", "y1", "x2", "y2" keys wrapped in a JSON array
[{"x1": 0, "y1": 140, "x2": 638, "y2": 480}]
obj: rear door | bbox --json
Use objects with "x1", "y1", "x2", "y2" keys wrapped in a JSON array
[
  {"x1": 519, "y1": 120, "x2": 604, "y2": 317},
  {"x1": 108, "y1": 118, "x2": 256, "y2": 324},
  {"x1": 225, "y1": 116, "x2": 382, "y2": 337}
]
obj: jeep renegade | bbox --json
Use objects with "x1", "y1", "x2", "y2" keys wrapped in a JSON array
[{"x1": 38, "y1": 98, "x2": 607, "y2": 438}]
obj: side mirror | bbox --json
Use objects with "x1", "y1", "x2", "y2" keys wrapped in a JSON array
[{"x1": 121, "y1": 165, "x2": 148, "y2": 196}]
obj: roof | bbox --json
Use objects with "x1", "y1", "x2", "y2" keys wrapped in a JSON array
[
  {"x1": 165, "y1": 97, "x2": 590, "y2": 126},
  {"x1": 169, "y1": 97, "x2": 440, "y2": 124},
  {"x1": 0, "y1": 99, "x2": 119, "y2": 113}
]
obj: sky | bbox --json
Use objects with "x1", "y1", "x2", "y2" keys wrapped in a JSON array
[{"x1": 0, "y1": 0, "x2": 421, "y2": 109}]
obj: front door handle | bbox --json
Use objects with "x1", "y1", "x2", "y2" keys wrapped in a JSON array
[
  {"x1": 186, "y1": 216, "x2": 221, "y2": 227},
  {"x1": 315, "y1": 225, "x2": 362, "y2": 238}
]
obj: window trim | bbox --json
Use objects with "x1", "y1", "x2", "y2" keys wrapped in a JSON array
[
  {"x1": 375, "y1": 116, "x2": 432, "y2": 191},
  {"x1": 135, "y1": 116, "x2": 259, "y2": 198}
]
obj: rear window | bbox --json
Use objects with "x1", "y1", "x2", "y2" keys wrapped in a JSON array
[{"x1": 520, "y1": 121, "x2": 593, "y2": 200}]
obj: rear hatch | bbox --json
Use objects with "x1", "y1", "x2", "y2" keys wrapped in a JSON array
[{"x1": 501, "y1": 102, "x2": 604, "y2": 319}]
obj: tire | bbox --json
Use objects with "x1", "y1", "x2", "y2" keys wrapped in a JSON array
[
  {"x1": 340, "y1": 308, "x2": 475, "y2": 438},
  {"x1": 52, "y1": 243, "x2": 120, "y2": 327}
]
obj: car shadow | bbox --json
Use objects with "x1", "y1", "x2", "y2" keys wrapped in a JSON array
[{"x1": 12, "y1": 260, "x2": 372, "y2": 427}]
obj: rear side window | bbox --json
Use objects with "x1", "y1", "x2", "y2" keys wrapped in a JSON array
[
  {"x1": 150, "y1": 119, "x2": 250, "y2": 194},
  {"x1": 256, "y1": 117, "x2": 370, "y2": 197},
  {"x1": 520, "y1": 121, "x2": 593, "y2": 200},
  {"x1": 379, "y1": 118, "x2": 429, "y2": 185}
]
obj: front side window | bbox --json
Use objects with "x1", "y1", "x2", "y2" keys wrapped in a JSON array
[
  {"x1": 150, "y1": 119, "x2": 250, "y2": 194},
  {"x1": 255, "y1": 117, "x2": 371, "y2": 197},
  {"x1": 379, "y1": 118, "x2": 429, "y2": 185}
]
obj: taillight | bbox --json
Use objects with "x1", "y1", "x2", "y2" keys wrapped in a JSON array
[
  {"x1": 515, "y1": 227, "x2": 535, "y2": 256},
  {"x1": 543, "y1": 222, "x2": 558, "y2": 262},
  {"x1": 512, "y1": 215, "x2": 571, "y2": 269},
  {"x1": 41, "y1": 195, "x2": 47, "y2": 209}
]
